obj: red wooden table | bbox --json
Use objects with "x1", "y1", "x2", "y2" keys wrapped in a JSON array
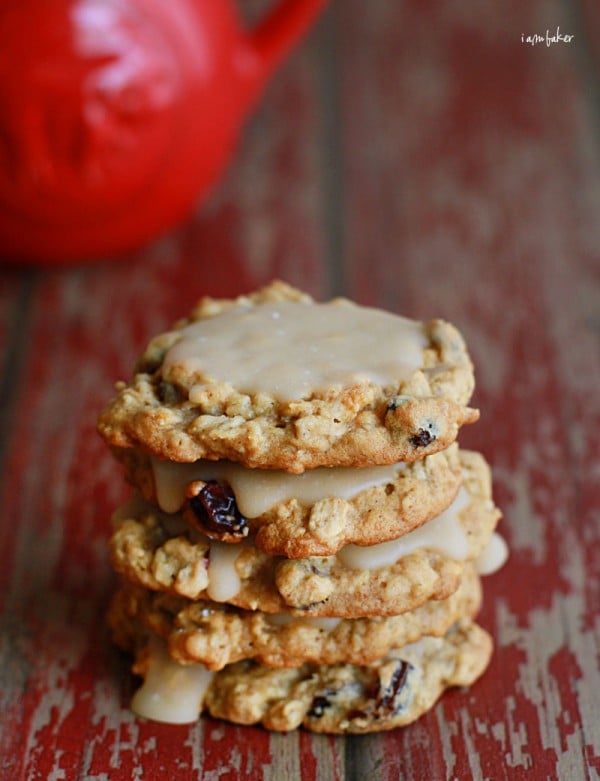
[{"x1": 1, "y1": 1, "x2": 599, "y2": 779}]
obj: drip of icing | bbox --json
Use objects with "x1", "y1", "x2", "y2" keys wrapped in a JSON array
[
  {"x1": 152, "y1": 457, "x2": 214, "y2": 514},
  {"x1": 337, "y1": 487, "x2": 471, "y2": 570},
  {"x1": 131, "y1": 641, "x2": 214, "y2": 724},
  {"x1": 151, "y1": 456, "x2": 405, "y2": 517},
  {"x1": 475, "y1": 532, "x2": 508, "y2": 575},
  {"x1": 206, "y1": 540, "x2": 242, "y2": 602},
  {"x1": 162, "y1": 300, "x2": 427, "y2": 402}
]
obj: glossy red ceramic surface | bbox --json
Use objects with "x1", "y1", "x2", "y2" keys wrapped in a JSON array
[{"x1": 0, "y1": 0, "x2": 327, "y2": 263}]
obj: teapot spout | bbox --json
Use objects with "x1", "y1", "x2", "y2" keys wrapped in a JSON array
[{"x1": 238, "y1": 0, "x2": 329, "y2": 107}]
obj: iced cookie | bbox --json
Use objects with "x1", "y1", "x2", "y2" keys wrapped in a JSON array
[
  {"x1": 113, "y1": 443, "x2": 463, "y2": 557},
  {"x1": 119, "y1": 619, "x2": 493, "y2": 733},
  {"x1": 97, "y1": 281, "x2": 479, "y2": 473},
  {"x1": 108, "y1": 565, "x2": 482, "y2": 670},
  {"x1": 109, "y1": 451, "x2": 501, "y2": 618}
]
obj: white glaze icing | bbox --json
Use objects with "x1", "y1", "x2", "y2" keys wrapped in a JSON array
[
  {"x1": 206, "y1": 540, "x2": 242, "y2": 602},
  {"x1": 131, "y1": 640, "x2": 214, "y2": 724},
  {"x1": 475, "y1": 532, "x2": 508, "y2": 575},
  {"x1": 151, "y1": 456, "x2": 405, "y2": 517},
  {"x1": 162, "y1": 300, "x2": 427, "y2": 401}
]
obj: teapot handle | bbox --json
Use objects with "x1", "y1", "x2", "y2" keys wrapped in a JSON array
[{"x1": 245, "y1": 0, "x2": 329, "y2": 86}]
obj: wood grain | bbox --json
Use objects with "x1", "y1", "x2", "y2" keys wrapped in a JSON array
[{"x1": 0, "y1": 0, "x2": 598, "y2": 778}]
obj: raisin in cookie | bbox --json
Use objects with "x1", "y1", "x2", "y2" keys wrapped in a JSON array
[{"x1": 97, "y1": 281, "x2": 479, "y2": 472}]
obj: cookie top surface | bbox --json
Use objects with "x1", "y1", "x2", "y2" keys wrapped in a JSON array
[{"x1": 97, "y1": 281, "x2": 479, "y2": 471}]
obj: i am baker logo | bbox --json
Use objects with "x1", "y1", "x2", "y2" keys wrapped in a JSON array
[{"x1": 521, "y1": 26, "x2": 574, "y2": 47}]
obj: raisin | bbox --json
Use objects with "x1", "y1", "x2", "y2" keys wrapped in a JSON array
[
  {"x1": 157, "y1": 381, "x2": 181, "y2": 404},
  {"x1": 374, "y1": 660, "x2": 412, "y2": 715},
  {"x1": 189, "y1": 481, "x2": 249, "y2": 537},
  {"x1": 308, "y1": 696, "x2": 331, "y2": 718},
  {"x1": 409, "y1": 427, "x2": 435, "y2": 448}
]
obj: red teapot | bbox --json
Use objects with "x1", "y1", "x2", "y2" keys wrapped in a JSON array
[{"x1": 0, "y1": 0, "x2": 327, "y2": 264}]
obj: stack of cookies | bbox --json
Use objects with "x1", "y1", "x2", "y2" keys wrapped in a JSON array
[{"x1": 98, "y1": 281, "x2": 507, "y2": 734}]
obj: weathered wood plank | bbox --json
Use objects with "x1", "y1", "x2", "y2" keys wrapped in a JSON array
[
  {"x1": 335, "y1": 0, "x2": 600, "y2": 778},
  {"x1": 0, "y1": 0, "x2": 598, "y2": 778}
]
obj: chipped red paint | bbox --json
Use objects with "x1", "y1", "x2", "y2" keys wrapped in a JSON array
[{"x1": 0, "y1": 0, "x2": 598, "y2": 778}]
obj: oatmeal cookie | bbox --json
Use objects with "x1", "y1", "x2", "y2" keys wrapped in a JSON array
[
  {"x1": 113, "y1": 443, "x2": 464, "y2": 558},
  {"x1": 109, "y1": 452, "x2": 500, "y2": 618},
  {"x1": 97, "y1": 281, "x2": 479, "y2": 472},
  {"x1": 108, "y1": 565, "x2": 482, "y2": 670},
  {"x1": 121, "y1": 619, "x2": 492, "y2": 733}
]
